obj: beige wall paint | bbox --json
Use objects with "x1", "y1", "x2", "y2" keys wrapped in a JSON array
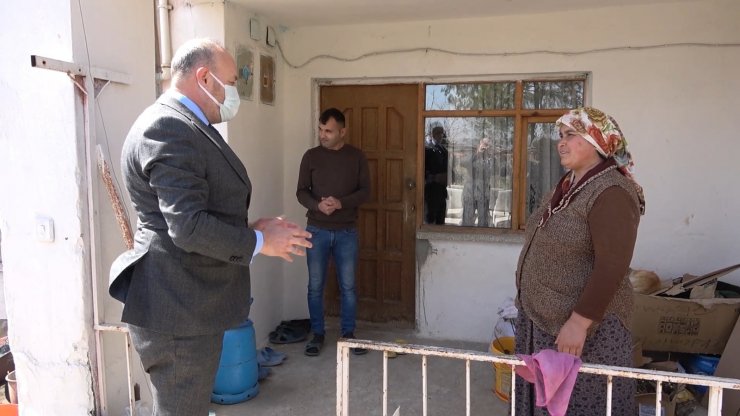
[{"x1": 277, "y1": 0, "x2": 740, "y2": 342}]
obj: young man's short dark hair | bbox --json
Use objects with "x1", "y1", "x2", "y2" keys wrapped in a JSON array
[{"x1": 319, "y1": 108, "x2": 345, "y2": 128}]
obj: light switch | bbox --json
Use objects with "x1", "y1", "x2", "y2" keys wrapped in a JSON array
[{"x1": 36, "y1": 215, "x2": 54, "y2": 242}]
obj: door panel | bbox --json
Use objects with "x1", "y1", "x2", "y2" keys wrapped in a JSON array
[{"x1": 320, "y1": 84, "x2": 419, "y2": 323}]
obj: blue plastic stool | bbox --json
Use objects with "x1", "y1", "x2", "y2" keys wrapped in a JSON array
[{"x1": 212, "y1": 320, "x2": 259, "y2": 404}]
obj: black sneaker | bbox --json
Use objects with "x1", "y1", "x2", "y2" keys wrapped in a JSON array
[
  {"x1": 304, "y1": 334, "x2": 324, "y2": 357},
  {"x1": 342, "y1": 332, "x2": 368, "y2": 355}
]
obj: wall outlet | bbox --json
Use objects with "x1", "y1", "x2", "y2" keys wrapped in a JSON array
[{"x1": 35, "y1": 215, "x2": 54, "y2": 242}]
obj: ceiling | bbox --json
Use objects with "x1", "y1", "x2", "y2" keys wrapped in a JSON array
[{"x1": 231, "y1": 0, "x2": 690, "y2": 28}]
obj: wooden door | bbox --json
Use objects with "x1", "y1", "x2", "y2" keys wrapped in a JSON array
[{"x1": 320, "y1": 84, "x2": 419, "y2": 323}]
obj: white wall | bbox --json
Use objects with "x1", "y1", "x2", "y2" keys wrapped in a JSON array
[
  {"x1": 1, "y1": 1, "x2": 94, "y2": 414},
  {"x1": 82, "y1": 0, "x2": 158, "y2": 413},
  {"x1": 223, "y1": 3, "x2": 295, "y2": 346},
  {"x1": 169, "y1": 1, "x2": 293, "y2": 346},
  {"x1": 1, "y1": 0, "x2": 156, "y2": 414},
  {"x1": 277, "y1": 0, "x2": 740, "y2": 343}
]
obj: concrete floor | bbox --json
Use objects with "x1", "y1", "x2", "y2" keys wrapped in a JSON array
[{"x1": 209, "y1": 320, "x2": 509, "y2": 416}]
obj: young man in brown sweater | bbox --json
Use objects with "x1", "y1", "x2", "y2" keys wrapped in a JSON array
[{"x1": 296, "y1": 108, "x2": 371, "y2": 356}]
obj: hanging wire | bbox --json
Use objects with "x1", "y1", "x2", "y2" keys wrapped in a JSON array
[{"x1": 277, "y1": 40, "x2": 740, "y2": 69}]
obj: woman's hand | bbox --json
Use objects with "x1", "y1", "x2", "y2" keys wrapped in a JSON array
[{"x1": 555, "y1": 312, "x2": 593, "y2": 357}]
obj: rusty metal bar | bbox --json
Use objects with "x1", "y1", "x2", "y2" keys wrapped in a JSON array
[
  {"x1": 338, "y1": 339, "x2": 740, "y2": 390},
  {"x1": 707, "y1": 386, "x2": 723, "y2": 415},
  {"x1": 510, "y1": 363, "x2": 516, "y2": 416},
  {"x1": 124, "y1": 332, "x2": 136, "y2": 416},
  {"x1": 605, "y1": 375, "x2": 612, "y2": 416},
  {"x1": 383, "y1": 351, "x2": 389, "y2": 416},
  {"x1": 336, "y1": 343, "x2": 350, "y2": 416},
  {"x1": 336, "y1": 339, "x2": 740, "y2": 416},
  {"x1": 422, "y1": 355, "x2": 428, "y2": 416}
]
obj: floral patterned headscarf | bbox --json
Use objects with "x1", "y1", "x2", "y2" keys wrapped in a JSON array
[{"x1": 556, "y1": 107, "x2": 645, "y2": 214}]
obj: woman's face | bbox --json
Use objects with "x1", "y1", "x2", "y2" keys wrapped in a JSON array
[{"x1": 557, "y1": 125, "x2": 601, "y2": 174}]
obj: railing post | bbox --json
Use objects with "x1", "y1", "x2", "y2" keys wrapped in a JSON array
[
  {"x1": 422, "y1": 355, "x2": 428, "y2": 416},
  {"x1": 509, "y1": 364, "x2": 516, "y2": 416},
  {"x1": 605, "y1": 375, "x2": 612, "y2": 416},
  {"x1": 655, "y1": 381, "x2": 663, "y2": 416},
  {"x1": 706, "y1": 386, "x2": 723, "y2": 415},
  {"x1": 465, "y1": 359, "x2": 471, "y2": 416},
  {"x1": 383, "y1": 351, "x2": 389, "y2": 416},
  {"x1": 336, "y1": 341, "x2": 350, "y2": 416}
]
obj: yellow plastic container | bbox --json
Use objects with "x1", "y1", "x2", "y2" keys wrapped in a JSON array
[{"x1": 490, "y1": 337, "x2": 515, "y2": 402}]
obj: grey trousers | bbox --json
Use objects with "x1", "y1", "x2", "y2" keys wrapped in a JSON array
[{"x1": 128, "y1": 324, "x2": 224, "y2": 416}]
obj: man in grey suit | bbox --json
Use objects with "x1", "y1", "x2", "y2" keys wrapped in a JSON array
[{"x1": 109, "y1": 39, "x2": 311, "y2": 416}]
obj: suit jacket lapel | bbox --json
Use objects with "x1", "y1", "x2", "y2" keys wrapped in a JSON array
[{"x1": 158, "y1": 95, "x2": 250, "y2": 186}]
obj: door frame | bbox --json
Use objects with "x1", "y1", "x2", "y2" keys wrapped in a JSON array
[{"x1": 313, "y1": 78, "x2": 424, "y2": 326}]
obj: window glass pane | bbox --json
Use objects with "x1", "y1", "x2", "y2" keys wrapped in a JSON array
[
  {"x1": 425, "y1": 83, "x2": 515, "y2": 111},
  {"x1": 423, "y1": 117, "x2": 514, "y2": 228},
  {"x1": 526, "y1": 122, "x2": 566, "y2": 220},
  {"x1": 522, "y1": 80, "x2": 584, "y2": 109}
]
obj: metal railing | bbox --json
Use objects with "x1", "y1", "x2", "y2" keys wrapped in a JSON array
[{"x1": 336, "y1": 339, "x2": 740, "y2": 416}]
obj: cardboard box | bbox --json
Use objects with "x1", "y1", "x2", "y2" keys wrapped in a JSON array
[{"x1": 632, "y1": 264, "x2": 740, "y2": 354}]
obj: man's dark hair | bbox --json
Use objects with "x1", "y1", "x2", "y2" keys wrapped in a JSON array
[{"x1": 319, "y1": 108, "x2": 345, "y2": 128}]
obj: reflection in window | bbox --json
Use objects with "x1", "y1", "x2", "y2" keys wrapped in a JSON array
[
  {"x1": 526, "y1": 123, "x2": 566, "y2": 219},
  {"x1": 422, "y1": 77, "x2": 585, "y2": 231},
  {"x1": 523, "y1": 80, "x2": 584, "y2": 109},
  {"x1": 426, "y1": 83, "x2": 515, "y2": 111},
  {"x1": 423, "y1": 117, "x2": 513, "y2": 228}
]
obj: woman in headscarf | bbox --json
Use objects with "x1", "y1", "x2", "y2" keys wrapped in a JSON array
[{"x1": 514, "y1": 107, "x2": 645, "y2": 415}]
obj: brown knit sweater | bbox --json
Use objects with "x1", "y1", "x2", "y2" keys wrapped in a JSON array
[
  {"x1": 296, "y1": 144, "x2": 370, "y2": 229},
  {"x1": 516, "y1": 167, "x2": 640, "y2": 337}
]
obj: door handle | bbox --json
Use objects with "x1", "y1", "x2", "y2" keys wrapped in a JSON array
[{"x1": 406, "y1": 179, "x2": 416, "y2": 190}]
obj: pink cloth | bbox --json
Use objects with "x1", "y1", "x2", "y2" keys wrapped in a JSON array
[{"x1": 515, "y1": 349, "x2": 582, "y2": 416}]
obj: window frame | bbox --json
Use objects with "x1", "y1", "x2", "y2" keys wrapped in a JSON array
[{"x1": 418, "y1": 77, "x2": 587, "y2": 234}]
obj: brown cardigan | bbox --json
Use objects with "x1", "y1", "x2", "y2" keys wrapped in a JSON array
[{"x1": 516, "y1": 167, "x2": 641, "y2": 337}]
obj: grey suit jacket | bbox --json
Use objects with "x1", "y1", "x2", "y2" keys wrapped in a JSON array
[{"x1": 109, "y1": 93, "x2": 256, "y2": 336}]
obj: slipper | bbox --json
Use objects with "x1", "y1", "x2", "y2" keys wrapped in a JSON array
[
  {"x1": 281, "y1": 319, "x2": 311, "y2": 333},
  {"x1": 304, "y1": 335, "x2": 324, "y2": 357},
  {"x1": 258, "y1": 364, "x2": 271, "y2": 381},
  {"x1": 257, "y1": 347, "x2": 286, "y2": 367},
  {"x1": 269, "y1": 325, "x2": 307, "y2": 344}
]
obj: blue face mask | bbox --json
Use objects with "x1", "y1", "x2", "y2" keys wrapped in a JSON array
[{"x1": 199, "y1": 71, "x2": 240, "y2": 123}]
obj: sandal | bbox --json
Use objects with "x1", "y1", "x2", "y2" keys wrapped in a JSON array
[
  {"x1": 269, "y1": 325, "x2": 307, "y2": 344},
  {"x1": 304, "y1": 335, "x2": 324, "y2": 357}
]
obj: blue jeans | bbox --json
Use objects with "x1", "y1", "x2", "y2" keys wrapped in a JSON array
[{"x1": 306, "y1": 225, "x2": 358, "y2": 336}]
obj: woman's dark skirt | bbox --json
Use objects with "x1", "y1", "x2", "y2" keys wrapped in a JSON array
[{"x1": 514, "y1": 309, "x2": 636, "y2": 415}]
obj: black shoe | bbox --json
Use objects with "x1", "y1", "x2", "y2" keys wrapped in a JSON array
[
  {"x1": 304, "y1": 334, "x2": 324, "y2": 357},
  {"x1": 342, "y1": 332, "x2": 368, "y2": 356}
]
